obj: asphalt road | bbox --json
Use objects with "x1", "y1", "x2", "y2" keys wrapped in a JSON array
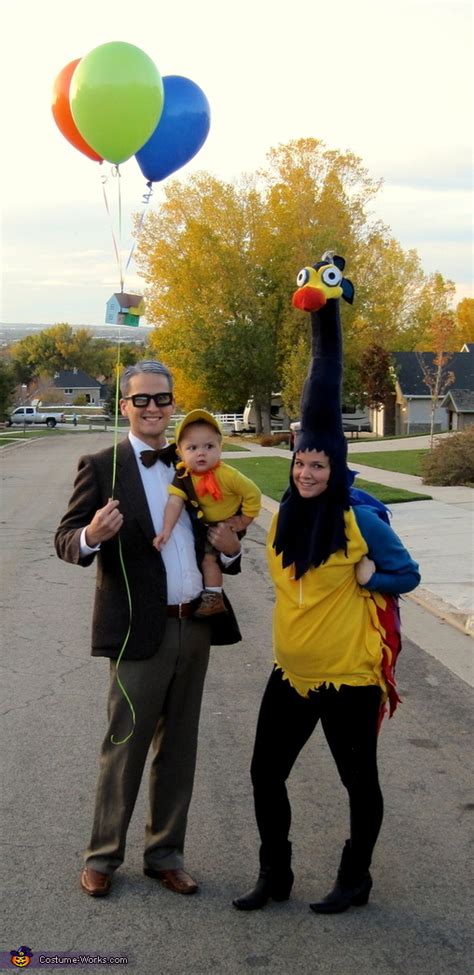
[{"x1": 1, "y1": 434, "x2": 472, "y2": 975}]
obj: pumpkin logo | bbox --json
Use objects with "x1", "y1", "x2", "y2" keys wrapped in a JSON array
[{"x1": 10, "y1": 946, "x2": 33, "y2": 967}]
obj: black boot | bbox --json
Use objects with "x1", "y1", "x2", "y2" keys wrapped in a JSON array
[
  {"x1": 310, "y1": 840, "x2": 372, "y2": 915},
  {"x1": 233, "y1": 843, "x2": 293, "y2": 911}
]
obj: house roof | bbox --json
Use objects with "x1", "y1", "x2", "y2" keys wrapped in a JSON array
[
  {"x1": 391, "y1": 352, "x2": 474, "y2": 397},
  {"x1": 440, "y1": 389, "x2": 474, "y2": 413},
  {"x1": 110, "y1": 292, "x2": 144, "y2": 307},
  {"x1": 53, "y1": 369, "x2": 102, "y2": 389}
]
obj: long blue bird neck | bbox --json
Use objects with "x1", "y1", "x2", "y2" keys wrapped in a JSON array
[
  {"x1": 304, "y1": 299, "x2": 343, "y2": 421},
  {"x1": 310, "y1": 299, "x2": 343, "y2": 365}
]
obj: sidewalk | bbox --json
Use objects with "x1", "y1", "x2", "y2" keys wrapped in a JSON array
[{"x1": 222, "y1": 438, "x2": 474, "y2": 639}]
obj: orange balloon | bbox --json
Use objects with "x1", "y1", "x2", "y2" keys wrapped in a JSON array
[{"x1": 52, "y1": 59, "x2": 103, "y2": 162}]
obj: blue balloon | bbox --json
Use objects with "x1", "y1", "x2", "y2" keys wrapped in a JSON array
[{"x1": 135, "y1": 75, "x2": 211, "y2": 182}]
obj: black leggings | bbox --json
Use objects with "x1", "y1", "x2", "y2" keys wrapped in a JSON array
[{"x1": 250, "y1": 668, "x2": 384, "y2": 871}]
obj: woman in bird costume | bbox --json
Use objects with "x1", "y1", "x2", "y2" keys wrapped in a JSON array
[{"x1": 233, "y1": 252, "x2": 420, "y2": 915}]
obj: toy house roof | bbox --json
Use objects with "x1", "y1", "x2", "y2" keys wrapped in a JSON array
[{"x1": 109, "y1": 293, "x2": 144, "y2": 307}]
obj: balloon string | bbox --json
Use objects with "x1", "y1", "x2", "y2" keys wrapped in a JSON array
[
  {"x1": 115, "y1": 166, "x2": 124, "y2": 290},
  {"x1": 111, "y1": 338, "x2": 122, "y2": 497},
  {"x1": 125, "y1": 181, "x2": 153, "y2": 273},
  {"x1": 101, "y1": 169, "x2": 124, "y2": 293},
  {"x1": 110, "y1": 539, "x2": 135, "y2": 745},
  {"x1": 109, "y1": 334, "x2": 136, "y2": 745}
]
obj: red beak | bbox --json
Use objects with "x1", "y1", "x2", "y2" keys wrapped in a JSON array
[{"x1": 292, "y1": 286, "x2": 327, "y2": 312}]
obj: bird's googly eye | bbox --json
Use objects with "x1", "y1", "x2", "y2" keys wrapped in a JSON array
[
  {"x1": 296, "y1": 268, "x2": 310, "y2": 287},
  {"x1": 321, "y1": 265, "x2": 343, "y2": 287}
]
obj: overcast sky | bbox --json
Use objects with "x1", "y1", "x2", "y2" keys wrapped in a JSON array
[{"x1": 1, "y1": 0, "x2": 471, "y2": 326}]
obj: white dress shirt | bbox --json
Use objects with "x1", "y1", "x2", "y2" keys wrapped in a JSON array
[{"x1": 80, "y1": 432, "x2": 239, "y2": 604}]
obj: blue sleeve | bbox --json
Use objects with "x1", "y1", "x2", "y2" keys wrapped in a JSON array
[{"x1": 353, "y1": 505, "x2": 421, "y2": 595}]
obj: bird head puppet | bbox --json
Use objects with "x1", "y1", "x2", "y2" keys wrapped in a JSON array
[
  {"x1": 292, "y1": 251, "x2": 354, "y2": 463},
  {"x1": 273, "y1": 251, "x2": 355, "y2": 578}
]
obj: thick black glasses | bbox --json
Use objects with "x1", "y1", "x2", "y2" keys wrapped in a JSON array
[{"x1": 124, "y1": 393, "x2": 173, "y2": 408}]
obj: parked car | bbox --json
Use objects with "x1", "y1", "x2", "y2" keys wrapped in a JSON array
[{"x1": 5, "y1": 407, "x2": 66, "y2": 428}]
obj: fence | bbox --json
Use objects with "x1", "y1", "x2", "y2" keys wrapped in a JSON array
[
  {"x1": 169, "y1": 414, "x2": 245, "y2": 434},
  {"x1": 86, "y1": 413, "x2": 245, "y2": 433}
]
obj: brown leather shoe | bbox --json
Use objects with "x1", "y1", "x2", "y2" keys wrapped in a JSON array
[
  {"x1": 144, "y1": 867, "x2": 198, "y2": 894},
  {"x1": 80, "y1": 867, "x2": 112, "y2": 897}
]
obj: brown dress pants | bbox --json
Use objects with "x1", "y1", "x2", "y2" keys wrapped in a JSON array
[{"x1": 86, "y1": 617, "x2": 210, "y2": 874}]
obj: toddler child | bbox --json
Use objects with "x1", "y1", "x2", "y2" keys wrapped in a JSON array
[{"x1": 153, "y1": 409, "x2": 261, "y2": 616}]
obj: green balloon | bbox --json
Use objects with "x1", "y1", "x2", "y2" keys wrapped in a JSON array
[{"x1": 70, "y1": 42, "x2": 164, "y2": 164}]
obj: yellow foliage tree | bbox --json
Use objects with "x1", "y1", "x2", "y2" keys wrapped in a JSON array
[
  {"x1": 454, "y1": 297, "x2": 474, "y2": 348},
  {"x1": 135, "y1": 138, "x2": 455, "y2": 430},
  {"x1": 9, "y1": 323, "x2": 130, "y2": 383}
]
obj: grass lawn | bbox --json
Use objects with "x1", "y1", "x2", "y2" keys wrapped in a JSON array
[
  {"x1": 222, "y1": 441, "x2": 250, "y2": 451},
  {"x1": 227, "y1": 456, "x2": 431, "y2": 504},
  {"x1": 349, "y1": 449, "x2": 428, "y2": 476},
  {"x1": 350, "y1": 479, "x2": 432, "y2": 504}
]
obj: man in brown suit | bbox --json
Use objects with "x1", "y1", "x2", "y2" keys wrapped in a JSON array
[{"x1": 55, "y1": 360, "x2": 242, "y2": 898}]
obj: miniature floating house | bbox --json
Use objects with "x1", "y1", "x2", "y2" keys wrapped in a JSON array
[{"x1": 105, "y1": 292, "x2": 145, "y2": 327}]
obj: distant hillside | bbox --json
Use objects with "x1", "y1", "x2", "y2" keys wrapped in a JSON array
[{"x1": 0, "y1": 322, "x2": 154, "y2": 346}]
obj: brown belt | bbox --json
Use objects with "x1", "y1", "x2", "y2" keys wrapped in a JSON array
[{"x1": 166, "y1": 597, "x2": 201, "y2": 618}]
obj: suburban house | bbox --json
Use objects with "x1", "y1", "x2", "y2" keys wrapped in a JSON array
[
  {"x1": 105, "y1": 292, "x2": 145, "y2": 327},
  {"x1": 370, "y1": 346, "x2": 474, "y2": 436},
  {"x1": 441, "y1": 389, "x2": 474, "y2": 431},
  {"x1": 52, "y1": 368, "x2": 103, "y2": 405}
]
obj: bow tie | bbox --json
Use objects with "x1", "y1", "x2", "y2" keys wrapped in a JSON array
[{"x1": 140, "y1": 444, "x2": 176, "y2": 468}]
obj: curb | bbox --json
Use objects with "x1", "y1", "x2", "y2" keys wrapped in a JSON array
[
  {"x1": 0, "y1": 436, "x2": 44, "y2": 452},
  {"x1": 406, "y1": 587, "x2": 474, "y2": 639}
]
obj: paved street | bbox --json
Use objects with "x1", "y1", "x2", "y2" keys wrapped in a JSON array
[{"x1": 1, "y1": 434, "x2": 472, "y2": 974}]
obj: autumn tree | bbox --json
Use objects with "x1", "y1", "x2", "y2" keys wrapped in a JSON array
[
  {"x1": 135, "y1": 138, "x2": 455, "y2": 431},
  {"x1": 358, "y1": 345, "x2": 396, "y2": 409},
  {"x1": 168, "y1": 365, "x2": 208, "y2": 412},
  {"x1": 453, "y1": 297, "x2": 474, "y2": 348},
  {"x1": 136, "y1": 174, "x2": 281, "y2": 429},
  {"x1": 7, "y1": 324, "x2": 143, "y2": 386},
  {"x1": 10, "y1": 324, "x2": 87, "y2": 380},
  {"x1": 136, "y1": 140, "x2": 382, "y2": 430},
  {"x1": 344, "y1": 244, "x2": 456, "y2": 355},
  {"x1": 280, "y1": 332, "x2": 310, "y2": 420},
  {"x1": 0, "y1": 361, "x2": 16, "y2": 418},
  {"x1": 416, "y1": 314, "x2": 457, "y2": 447}
]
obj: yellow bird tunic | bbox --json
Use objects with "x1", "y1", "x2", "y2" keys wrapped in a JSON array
[{"x1": 266, "y1": 509, "x2": 389, "y2": 698}]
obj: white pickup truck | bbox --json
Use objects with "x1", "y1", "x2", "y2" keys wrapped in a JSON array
[{"x1": 6, "y1": 406, "x2": 66, "y2": 428}]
